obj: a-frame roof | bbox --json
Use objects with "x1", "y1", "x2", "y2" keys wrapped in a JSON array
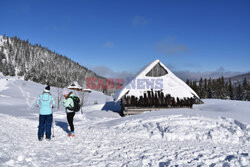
[
  {"x1": 68, "y1": 81, "x2": 82, "y2": 90},
  {"x1": 114, "y1": 59, "x2": 199, "y2": 102}
]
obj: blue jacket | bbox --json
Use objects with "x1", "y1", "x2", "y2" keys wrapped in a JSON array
[
  {"x1": 37, "y1": 93, "x2": 56, "y2": 115},
  {"x1": 62, "y1": 94, "x2": 74, "y2": 113}
]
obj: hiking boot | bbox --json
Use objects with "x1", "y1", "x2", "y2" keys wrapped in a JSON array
[
  {"x1": 38, "y1": 137, "x2": 43, "y2": 141},
  {"x1": 46, "y1": 138, "x2": 51, "y2": 141},
  {"x1": 71, "y1": 131, "x2": 75, "y2": 137},
  {"x1": 68, "y1": 132, "x2": 75, "y2": 137}
]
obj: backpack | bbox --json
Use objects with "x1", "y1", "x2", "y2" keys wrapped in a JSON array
[{"x1": 67, "y1": 96, "x2": 81, "y2": 112}]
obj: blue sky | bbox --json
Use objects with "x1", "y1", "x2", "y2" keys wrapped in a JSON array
[{"x1": 0, "y1": 0, "x2": 249, "y2": 78}]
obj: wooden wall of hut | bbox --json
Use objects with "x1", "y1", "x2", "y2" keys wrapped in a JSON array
[{"x1": 121, "y1": 90, "x2": 196, "y2": 108}]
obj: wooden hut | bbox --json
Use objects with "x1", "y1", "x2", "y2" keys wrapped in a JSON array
[
  {"x1": 68, "y1": 81, "x2": 92, "y2": 93},
  {"x1": 114, "y1": 59, "x2": 202, "y2": 115},
  {"x1": 67, "y1": 81, "x2": 83, "y2": 91}
]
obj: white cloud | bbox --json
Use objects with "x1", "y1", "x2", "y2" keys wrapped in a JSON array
[
  {"x1": 156, "y1": 38, "x2": 190, "y2": 56},
  {"x1": 132, "y1": 16, "x2": 149, "y2": 26},
  {"x1": 90, "y1": 65, "x2": 135, "y2": 79},
  {"x1": 174, "y1": 69, "x2": 243, "y2": 81},
  {"x1": 103, "y1": 41, "x2": 115, "y2": 48}
]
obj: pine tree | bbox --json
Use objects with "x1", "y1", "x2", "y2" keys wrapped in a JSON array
[
  {"x1": 242, "y1": 78, "x2": 248, "y2": 100},
  {"x1": 204, "y1": 78, "x2": 207, "y2": 98},
  {"x1": 225, "y1": 81, "x2": 229, "y2": 99},
  {"x1": 207, "y1": 78, "x2": 211, "y2": 98},
  {"x1": 219, "y1": 76, "x2": 226, "y2": 99},
  {"x1": 247, "y1": 84, "x2": 250, "y2": 101},
  {"x1": 192, "y1": 81, "x2": 198, "y2": 94},
  {"x1": 186, "y1": 79, "x2": 190, "y2": 87},
  {"x1": 198, "y1": 78, "x2": 205, "y2": 98},
  {"x1": 236, "y1": 84, "x2": 243, "y2": 100},
  {"x1": 243, "y1": 78, "x2": 248, "y2": 90},
  {"x1": 228, "y1": 79, "x2": 234, "y2": 100},
  {"x1": 0, "y1": 36, "x2": 116, "y2": 94},
  {"x1": 8, "y1": 63, "x2": 15, "y2": 76}
]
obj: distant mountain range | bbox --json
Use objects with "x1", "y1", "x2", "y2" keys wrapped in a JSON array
[
  {"x1": 224, "y1": 72, "x2": 250, "y2": 85},
  {"x1": 174, "y1": 71, "x2": 245, "y2": 82},
  {"x1": 0, "y1": 35, "x2": 248, "y2": 94}
]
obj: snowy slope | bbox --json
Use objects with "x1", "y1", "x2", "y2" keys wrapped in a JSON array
[
  {"x1": 0, "y1": 74, "x2": 112, "y2": 117},
  {"x1": 0, "y1": 75, "x2": 249, "y2": 167},
  {"x1": 114, "y1": 59, "x2": 199, "y2": 102}
]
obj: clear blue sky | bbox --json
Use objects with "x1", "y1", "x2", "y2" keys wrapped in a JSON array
[{"x1": 1, "y1": 0, "x2": 249, "y2": 75}]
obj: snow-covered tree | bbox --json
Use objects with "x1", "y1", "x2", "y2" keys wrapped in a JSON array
[{"x1": 0, "y1": 36, "x2": 116, "y2": 95}]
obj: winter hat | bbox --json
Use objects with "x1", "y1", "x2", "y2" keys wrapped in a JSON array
[
  {"x1": 62, "y1": 89, "x2": 70, "y2": 96},
  {"x1": 44, "y1": 85, "x2": 50, "y2": 93}
]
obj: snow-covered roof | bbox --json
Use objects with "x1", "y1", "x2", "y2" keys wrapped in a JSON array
[
  {"x1": 67, "y1": 81, "x2": 82, "y2": 90},
  {"x1": 114, "y1": 59, "x2": 199, "y2": 102},
  {"x1": 83, "y1": 88, "x2": 92, "y2": 92}
]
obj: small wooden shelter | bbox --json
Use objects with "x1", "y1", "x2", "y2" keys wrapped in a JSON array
[
  {"x1": 67, "y1": 81, "x2": 83, "y2": 91},
  {"x1": 114, "y1": 59, "x2": 202, "y2": 115}
]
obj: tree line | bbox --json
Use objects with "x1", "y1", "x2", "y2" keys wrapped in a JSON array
[
  {"x1": 186, "y1": 77, "x2": 250, "y2": 101},
  {"x1": 0, "y1": 35, "x2": 116, "y2": 95}
]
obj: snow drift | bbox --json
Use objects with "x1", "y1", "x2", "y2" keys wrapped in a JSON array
[{"x1": 0, "y1": 74, "x2": 249, "y2": 166}]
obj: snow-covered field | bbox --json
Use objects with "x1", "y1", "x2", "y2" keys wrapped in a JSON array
[{"x1": 0, "y1": 75, "x2": 249, "y2": 167}]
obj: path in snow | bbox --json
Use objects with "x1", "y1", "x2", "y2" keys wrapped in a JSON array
[{"x1": 0, "y1": 110, "x2": 249, "y2": 167}]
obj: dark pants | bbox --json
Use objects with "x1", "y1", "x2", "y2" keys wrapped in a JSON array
[
  {"x1": 67, "y1": 112, "x2": 75, "y2": 132},
  {"x1": 38, "y1": 114, "x2": 52, "y2": 139}
]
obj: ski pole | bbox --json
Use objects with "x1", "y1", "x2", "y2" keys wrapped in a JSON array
[
  {"x1": 52, "y1": 108, "x2": 55, "y2": 137},
  {"x1": 52, "y1": 119, "x2": 55, "y2": 137}
]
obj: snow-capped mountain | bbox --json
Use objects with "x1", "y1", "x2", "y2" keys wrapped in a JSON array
[
  {"x1": 225, "y1": 72, "x2": 250, "y2": 85},
  {"x1": 0, "y1": 35, "x2": 115, "y2": 95}
]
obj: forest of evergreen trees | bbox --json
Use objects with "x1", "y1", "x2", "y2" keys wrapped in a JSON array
[
  {"x1": 187, "y1": 77, "x2": 250, "y2": 101},
  {"x1": 0, "y1": 35, "x2": 115, "y2": 95},
  {"x1": 1, "y1": 35, "x2": 250, "y2": 101}
]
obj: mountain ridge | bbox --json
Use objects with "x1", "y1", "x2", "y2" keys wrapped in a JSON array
[
  {"x1": 224, "y1": 72, "x2": 250, "y2": 84},
  {"x1": 0, "y1": 35, "x2": 115, "y2": 95}
]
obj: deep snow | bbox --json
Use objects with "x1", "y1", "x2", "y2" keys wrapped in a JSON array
[{"x1": 0, "y1": 75, "x2": 249, "y2": 167}]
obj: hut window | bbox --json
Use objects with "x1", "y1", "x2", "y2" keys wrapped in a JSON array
[{"x1": 146, "y1": 62, "x2": 168, "y2": 77}]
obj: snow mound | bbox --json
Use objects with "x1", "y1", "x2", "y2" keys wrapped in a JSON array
[
  {"x1": 1, "y1": 112, "x2": 249, "y2": 167},
  {"x1": 0, "y1": 77, "x2": 9, "y2": 93},
  {"x1": 111, "y1": 115, "x2": 249, "y2": 143}
]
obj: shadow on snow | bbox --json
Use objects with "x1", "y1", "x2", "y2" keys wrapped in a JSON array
[
  {"x1": 55, "y1": 121, "x2": 70, "y2": 134},
  {"x1": 101, "y1": 101, "x2": 122, "y2": 116}
]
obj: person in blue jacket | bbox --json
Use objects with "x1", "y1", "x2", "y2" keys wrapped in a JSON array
[{"x1": 37, "y1": 85, "x2": 56, "y2": 141}]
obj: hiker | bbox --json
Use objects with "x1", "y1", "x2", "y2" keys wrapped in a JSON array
[
  {"x1": 37, "y1": 85, "x2": 56, "y2": 141},
  {"x1": 71, "y1": 89, "x2": 84, "y2": 113},
  {"x1": 62, "y1": 90, "x2": 76, "y2": 137}
]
